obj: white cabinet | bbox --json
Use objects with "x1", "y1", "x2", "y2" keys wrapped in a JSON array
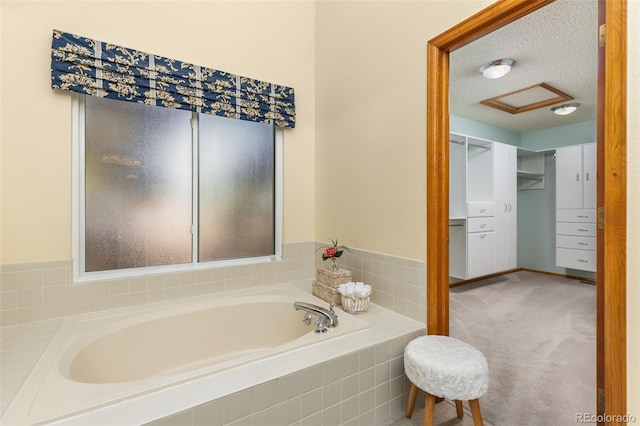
[
  {"x1": 556, "y1": 143, "x2": 596, "y2": 210},
  {"x1": 448, "y1": 133, "x2": 517, "y2": 280},
  {"x1": 465, "y1": 138, "x2": 495, "y2": 280},
  {"x1": 494, "y1": 143, "x2": 517, "y2": 271},
  {"x1": 555, "y1": 143, "x2": 596, "y2": 272},
  {"x1": 467, "y1": 201, "x2": 496, "y2": 278}
]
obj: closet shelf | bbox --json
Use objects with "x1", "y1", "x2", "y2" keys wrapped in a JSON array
[{"x1": 517, "y1": 170, "x2": 544, "y2": 180}]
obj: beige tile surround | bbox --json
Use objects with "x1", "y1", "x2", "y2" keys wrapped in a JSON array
[
  {"x1": 0, "y1": 243, "x2": 315, "y2": 327},
  {"x1": 145, "y1": 331, "x2": 425, "y2": 426},
  {"x1": 1, "y1": 303, "x2": 425, "y2": 425},
  {"x1": 1, "y1": 242, "x2": 427, "y2": 327},
  {"x1": 333, "y1": 247, "x2": 426, "y2": 324},
  {"x1": 1, "y1": 242, "x2": 427, "y2": 424}
]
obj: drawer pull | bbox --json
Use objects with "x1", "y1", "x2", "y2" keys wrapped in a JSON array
[
  {"x1": 578, "y1": 259, "x2": 589, "y2": 263},
  {"x1": 577, "y1": 242, "x2": 588, "y2": 246},
  {"x1": 479, "y1": 224, "x2": 487, "y2": 228},
  {"x1": 577, "y1": 215, "x2": 589, "y2": 218},
  {"x1": 577, "y1": 228, "x2": 589, "y2": 232},
  {"x1": 479, "y1": 234, "x2": 486, "y2": 239},
  {"x1": 479, "y1": 208, "x2": 487, "y2": 213}
]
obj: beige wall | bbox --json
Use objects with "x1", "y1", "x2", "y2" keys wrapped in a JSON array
[
  {"x1": 0, "y1": 0, "x2": 316, "y2": 263},
  {"x1": 314, "y1": 0, "x2": 493, "y2": 260},
  {"x1": 1, "y1": 0, "x2": 638, "y2": 416}
]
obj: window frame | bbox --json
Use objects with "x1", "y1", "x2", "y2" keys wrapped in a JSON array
[{"x1": 71, "y1": 95, "x2": 283, "y2": 283}]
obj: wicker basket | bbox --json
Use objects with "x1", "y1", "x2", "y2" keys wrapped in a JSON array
[{"x1": 340, "y1": 295, "x2": 370, "y2": 314}]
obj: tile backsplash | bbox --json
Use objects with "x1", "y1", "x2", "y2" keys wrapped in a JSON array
[
  {"x1": 1, "y1": 242, "x2": 426, "y2": 327},
  {"x1": 315, "y1": 245, "x2": 427, "y2": 324}
]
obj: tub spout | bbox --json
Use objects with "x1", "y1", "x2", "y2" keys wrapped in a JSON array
[{"x1": 293, "y1": 302, "x2": 339, "y2": 331}]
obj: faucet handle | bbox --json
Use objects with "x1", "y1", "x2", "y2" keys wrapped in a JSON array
[
  {"x1": 329, "y1": 303, "x2": 335, "y2": 314},
  {"x1": 315, "y1": 317, "x2": 328, "y2": 334}
]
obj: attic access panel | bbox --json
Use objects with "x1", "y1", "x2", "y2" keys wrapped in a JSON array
[{"x1": 480, "y1": 82, "x2": 573, "y2": 114}]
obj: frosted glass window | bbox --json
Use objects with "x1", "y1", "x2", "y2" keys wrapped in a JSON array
[
  {"x1": 79, "y1": 96, "x2": 279, "y2": 278},
  {"x1": 84, "y1": 97, "x2": 192, "y2": 272},
  {"x1": 198, "y1": 115, "x2": 275, "y2": 261}
]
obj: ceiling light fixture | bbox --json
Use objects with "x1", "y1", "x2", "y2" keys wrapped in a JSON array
[
  {"x1": 478, "y1": 58, "x2": 515, "y2": 79},
  {"x1": 551, "y1": 102, "x2": 580, "y2": 115}
]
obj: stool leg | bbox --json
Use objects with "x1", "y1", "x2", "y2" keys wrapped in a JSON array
[
  {"x1": 455, "y1": 400, "x2": 464, "y2": 419},
  {"x1": 469, "y1": 399, "x2": 484, "y2": 426},
  {"x1": 406, "y1": 383, "x2": 419, "y2": 418},
  {"x1": 423, "y1": 393, "x2": 436, "y2": 426}
]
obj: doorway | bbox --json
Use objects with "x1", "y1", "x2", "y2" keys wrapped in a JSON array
[{"x1": 425, "y1": 0, "x2": 627, "y2": 421}]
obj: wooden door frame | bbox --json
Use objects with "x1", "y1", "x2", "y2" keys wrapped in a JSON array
[{"x1": 426, "y1": 0, "x2": 627, "y2": 420}]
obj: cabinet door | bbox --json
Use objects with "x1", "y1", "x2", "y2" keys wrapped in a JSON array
[
  {"x1": 494, "y1": 143, "x2": 517, "y2": 271},
  {"x1": 504, "y1": 145, "x2": 518, "y2": 269},
  {"x1": 468, "y1": 232, "x2": 495, "y2": 278},
  {"x1": 582, "y1": 143, "x2": 596, "y2": 209},
  {"x1": 556, "y1": 145, "x2": 584, "y2": 209}
]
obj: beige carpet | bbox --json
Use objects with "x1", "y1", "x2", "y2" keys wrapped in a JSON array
[{"x1": 393, "y1": 270, "x2": 595, "y2": 426}]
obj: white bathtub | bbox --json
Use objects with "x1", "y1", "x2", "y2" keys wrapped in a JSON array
[{"x1": 2, "y1": 285, "x2": 369, "y2": 425}]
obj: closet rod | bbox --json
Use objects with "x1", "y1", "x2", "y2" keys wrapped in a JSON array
[{"x1": 468, "y1": 142, "x2": 492, "y2": 150}]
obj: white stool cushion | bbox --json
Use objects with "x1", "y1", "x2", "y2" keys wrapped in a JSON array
[{"x1": 404, "y1": 335, "x2": 489, "y2": 401}]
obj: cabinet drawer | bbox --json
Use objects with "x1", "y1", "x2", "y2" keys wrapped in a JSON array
[
  {"x1": 557, "y1": 235, "x2": 596, "y2": 251},
  {"x1": 556, "y1": 248, "x2": 596, "y2": 272},
  {"x1": 467, "y1": 203, "x2": 494, "y2": 217},
  {"x1": 467, "y1": 232, "x2": 495, "y2": 278},
  {"x1": 468, "y1": 217, "x2": 495, "y2": 233},
  {"x1": 557, "y1": 209, "x2": 596, "y2": 223},
  {"x1": 556, "y1": 223, "x2": 596, "y2": 237}
]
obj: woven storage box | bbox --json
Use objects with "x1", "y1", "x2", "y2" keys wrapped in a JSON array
[
  {"x1": 340, "y1": 295, "x2": 370, "y2": 314},
  {"x1": 316, "y1": 267, "x2": 352, "y2": 288},
  {"x1": 312, "y1": 280, "x2": 341, "y2": 306}
]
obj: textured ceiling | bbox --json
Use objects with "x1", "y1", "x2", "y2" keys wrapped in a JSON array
[{"x1": 450, "y1": 0, "x2": 598, "y2": 134}]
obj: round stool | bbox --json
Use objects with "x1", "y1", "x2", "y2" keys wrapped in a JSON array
[{"x1": 404, "y1": 335, "x2": 489, "y2": 426}]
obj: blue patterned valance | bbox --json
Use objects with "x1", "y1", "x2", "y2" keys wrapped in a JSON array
[{"x1": 51, "y1": 30, "x2": 296, "y2": 128}]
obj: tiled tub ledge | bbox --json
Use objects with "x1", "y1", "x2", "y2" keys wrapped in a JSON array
[
  {"x1": 1, "y1": 285, "x2": 425, "y2": 426},
  {"x1": 1, "y1": 318, "x2": 65, "y2": 415}
]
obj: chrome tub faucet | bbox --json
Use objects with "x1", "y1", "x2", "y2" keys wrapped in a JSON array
[{"x1": 293, "y1": 301, "x2": 339, "y2": 333}]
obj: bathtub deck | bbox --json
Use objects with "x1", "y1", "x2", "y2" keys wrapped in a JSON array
[
  {"x1": 1, "y1": 290, "x2": 425, "y2": 425},
  {"x1": 1, "y1": 318, "x2": 64, "y2": 415}
]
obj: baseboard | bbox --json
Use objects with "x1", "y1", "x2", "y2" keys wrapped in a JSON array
[
  {"x1": 448, "y1": 268, "x2": 523, "y2": 288},
  {"x1": 449, "y1": 268, "x2": 596, "y2": 287},
  {"x1": 519, "y1": 268, "x2": 596, "y2": 285}
]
